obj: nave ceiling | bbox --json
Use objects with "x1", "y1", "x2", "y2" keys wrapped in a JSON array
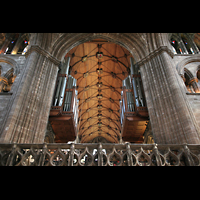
[{"x1": 65, "y1": 39, "x2": 134, "y2": 143}]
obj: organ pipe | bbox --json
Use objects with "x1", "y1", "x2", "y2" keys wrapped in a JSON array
[
  {"x1": 54, "y1": 57, "x2": 71, "y2": 106},
  {"x1": 54, "y1": 64, "x2": 64, "y2": 106},
  {"x1": 130, "y1": 57, "x2": 140, "y2": 107},
  {"x1": 123, "y1": 76, "x2": 134, "y2": 112},
  {"x1": 58, "y1": 57, "x2": 71, "y2": 106},
  {"x1": 135, "y1": 64, "x2": 144, "y2": 107},
  {"x1": 63, "y1": 75, "x2": 77, "y2": 111}
]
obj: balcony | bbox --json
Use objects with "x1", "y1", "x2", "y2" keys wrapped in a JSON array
[{"x1": 1, "y1": 143, "x2": 199, "y2": 166}]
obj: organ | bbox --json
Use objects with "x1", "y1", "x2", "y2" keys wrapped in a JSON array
[
  {"x1": 120, "y1": 58, "x2": 149, "y2": 143},
  {"x1": 49, "y1": 57, "x2": 79, "y2": 143},
  {"x1": 49, "y1": 48, "x2": 149, "y2": 144}
]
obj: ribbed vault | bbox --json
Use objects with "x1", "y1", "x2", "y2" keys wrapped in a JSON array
[{"x1": 65, "y1": 39, "x2": 134, "y2": 143}]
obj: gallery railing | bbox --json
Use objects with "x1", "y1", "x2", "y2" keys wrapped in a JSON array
[{"x1": 0, "y1": 143, "x2": 200, "y2": 166}]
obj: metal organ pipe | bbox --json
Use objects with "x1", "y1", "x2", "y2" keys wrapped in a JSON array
[
  {"x1": 54, "y1": 63, "x2": 64, "y2": 106},
  {"x1": 54, "y1": 57, "x2": 71, "y2": 106},
  {"x1": 127, "y1": 76, "x2": 134, "y2": 112},
  {"x1": 130, "y1": 57, "x2": 140, "y2": 107},
  {"x1": 63, "y1": 75, "x2": 77, "y2": 112},
  {"x1": 135, "y1": 64, "x2": 144, "y2": 107},
  {"x1": 58, "y1": 57, "x2": 71, "y2": 106},
  {"x1": 64, "y1": 75, "x2": 73, "y2": 111},
  {"x1": 123, "y1": 76, "x2": 134, "y2": 112}
]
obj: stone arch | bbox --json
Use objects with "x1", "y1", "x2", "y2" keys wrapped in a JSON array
[
  {"x1": 0, "y1": 56, "x2": 20, "y2": 75},
  {"x1": 176, "y1": 54, "x2": 200, "y2": 75},
  {"x1": 51, "y1": 33, "x2": 148, "y2": 63}
]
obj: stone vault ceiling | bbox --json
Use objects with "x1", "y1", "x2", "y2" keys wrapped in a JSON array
[{"x1": 65, "y1": 38, "x2": 134, "y2": 143}]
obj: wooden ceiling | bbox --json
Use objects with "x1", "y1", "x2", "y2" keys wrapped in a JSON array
[{"x1": 65, "y1": 39, "x2": 134, "y2": 143}]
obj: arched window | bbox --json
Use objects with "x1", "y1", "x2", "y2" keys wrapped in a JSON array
[
  {"x1": 170, "y1": 33, "x2": 200, "y2": 55},
  {"x1": 170, "y1": 36, "x2": 181, "y2": 54},
  {"x1": 4, "y1": 33, "x2": 20, "y2": 54},
  {"x1": 18, "y1": 37, "x2": 29, "y2": 54},
  {"x1": 0, "y1": 33, "x2": 29, "y2": 55},
  {"x1": 181, "y1": 34, "x2": 194, "y2": 54},
  {"x1": 193, "y1": 33, "x2": 200, "y2": 52}
]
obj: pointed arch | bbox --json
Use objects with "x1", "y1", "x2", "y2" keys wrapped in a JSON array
[
  {"x1": 0, "y1": 55, "x2": 20, "y2": 75},
  {"x1": 176, "y1": 54, "x2": 200, "y2": 75},
  {"x1": 51, "y1": 33, "x2": 148, "y2": 63}
]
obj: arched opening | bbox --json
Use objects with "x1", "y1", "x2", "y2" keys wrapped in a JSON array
[
  {"x1": 170, "y1": 33, "x2": 200, "y2": 55},
  {"x1": 4, "y1": 33, "x2": 20, "y2": 54},
  {"x1": 47, "y1": 37, "x2": 150, "y2": 144},
  {"x1": 181, "y1": 34, "x2": 194, "y2": 54},
  {"x1": 194, "y1": 33, "x2": 200, "y2": 50},
  {"x1": 170, "y1": 35, "x2": 181, "y2": 54},
  {"x1": 0, "y1": 33, "x2": 29, "y2": 55}
]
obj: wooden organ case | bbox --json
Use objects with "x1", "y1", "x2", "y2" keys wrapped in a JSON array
[
  {"x1": 120, "y1": 58, "x2": 149, "y2": 143},
  {"x1": 49, "y1": 57, "x2": 79, "y2": 143}
]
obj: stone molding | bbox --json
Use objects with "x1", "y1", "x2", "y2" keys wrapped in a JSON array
[
  {"x1": 137, "y1": 46, "x2": 174, "y2": 67},
  {"x1": 25, "y1": 45, "x2": 61, "y2": 66}
]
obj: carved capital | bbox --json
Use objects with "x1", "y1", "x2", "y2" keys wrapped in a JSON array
[
  {"x1": 25, "y1": 45, "x2": 61, "y2": 66},
  {"x1": 137, "y1": 46, "x2": 174, "y2": 67}
]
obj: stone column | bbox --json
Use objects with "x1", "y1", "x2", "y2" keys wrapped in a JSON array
[
  {"x1": 188, "y1": 78, "x2": 200, "y2": 93},
  {"x1": 139, "y1": 47, "x2": 200, "y2": 144},
  {"x1": 0, "y1": 77, "x2": 7, "y2": 92},
  {"x1": 0, "y1": 45, "x2": 60, "y2": 143}
]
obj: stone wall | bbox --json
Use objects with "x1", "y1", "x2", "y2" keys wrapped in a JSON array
[
  {"x1": 0, "y1": 33, "x2": 200, "y2": 145},
  {"x1": 0, "y1": 55, "x2": 26, "y2": 137}
]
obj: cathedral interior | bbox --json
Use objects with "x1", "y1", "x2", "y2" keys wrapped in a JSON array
[{"x1": 1, "y1": 33, "x2": 200, "y2": 166}]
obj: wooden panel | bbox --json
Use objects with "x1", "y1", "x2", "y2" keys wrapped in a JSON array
[
  {"x1": 49, "y1": 117, "x2": 76, "y2": 143},
  {"x1": 121, "y1": 112, "x2": 149, "y2": 143}
]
